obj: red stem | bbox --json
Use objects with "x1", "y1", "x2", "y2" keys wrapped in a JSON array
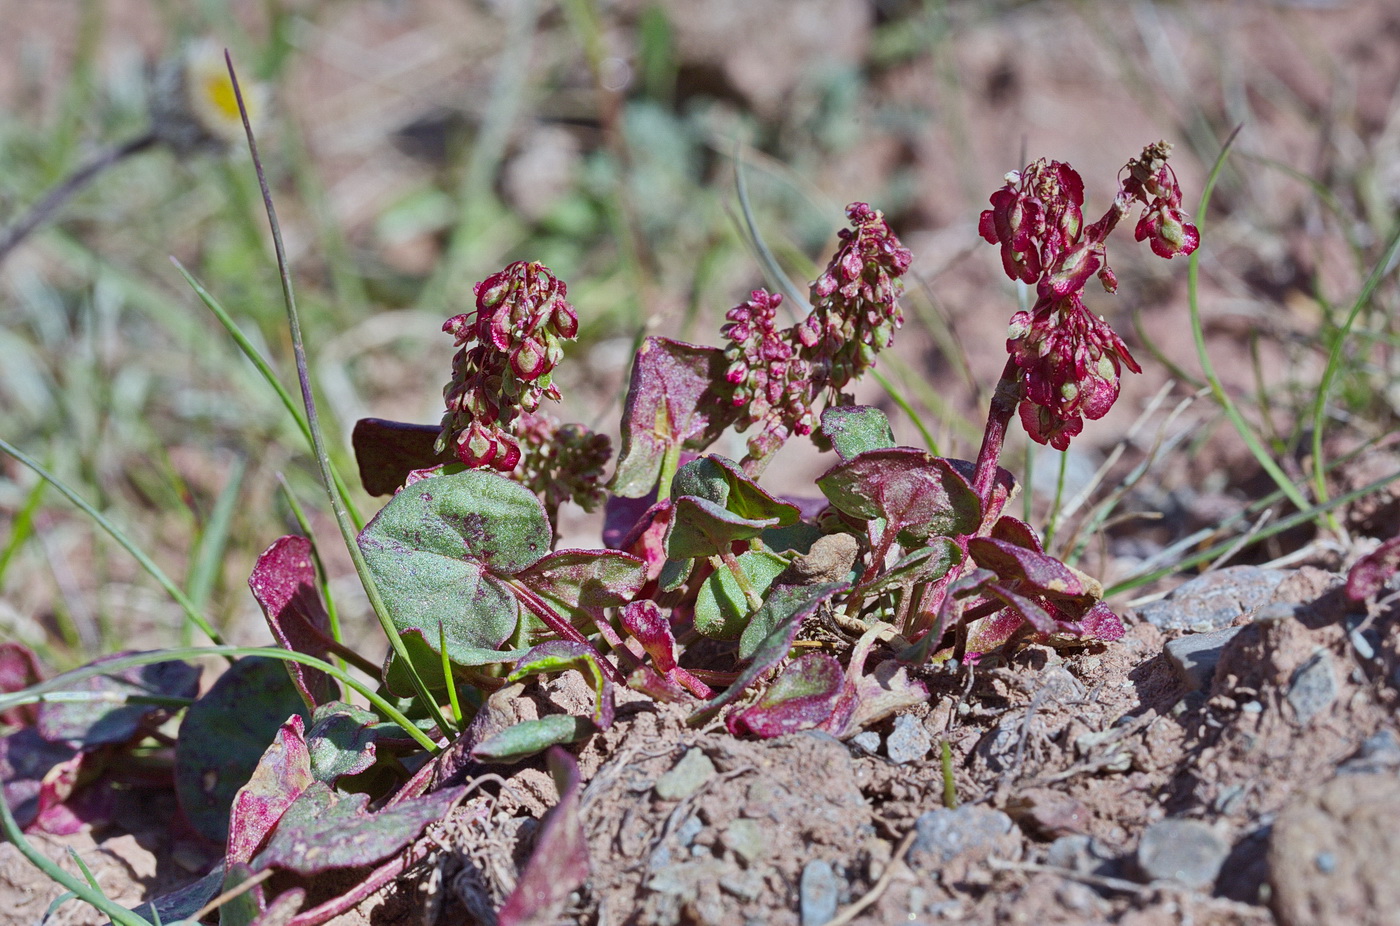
[
  {"x1": 507, "y1": 580, "x2": 628, "y2": 685},
  {"x1": 971, "y1": 356, "x2": 1023, "y2": 513}
]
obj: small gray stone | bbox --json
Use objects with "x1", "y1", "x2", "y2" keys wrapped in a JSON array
[
  {"x1": 1340, "y1": 730, "x2": 1400, "y2": 775},
  {"x1": 1286, "y1": 652, "x2": 1337, "y2": 725},
  {"x1": 849, "y1": 731, "x2": 881, "y2": 755},
  {"x1": 676, "y1": 814, "x2": 705, "y2": 847},
  {"x1": 722, "y1": 819, "x2": 766, "y2": 864},
  {"x1": 909, "y1": 805, "x2": 1015, "y2": 869},
  {"x1": 886, "y1": 713, "x2": 932, "y2": 764},
  {"x1": 1164, "y1": 627, "x2": 1243, "y2": 691},
  {"x1": 1134, "y1": 818, "x2": 1229, "y2": 889},
  {"x1": 799, "y1": 859, "x2": 841, "y2": 926},
  {"x1": 655, "y1": 748, "x2": 716, "y2": 801},
  {"x1": 1136, "y1": 566, "x2": 1289, "y2": 632}
]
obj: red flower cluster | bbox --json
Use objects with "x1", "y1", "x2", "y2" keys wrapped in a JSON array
[
  {"x1": 438, "y1": 261, "x2": 579, "y2": 470},
  {"x1": 979, "y1": 143, "x2": 1198, "y2": 449},
  {"x1": 718, "y1": 204, "x2": 912, "y2": 464}
]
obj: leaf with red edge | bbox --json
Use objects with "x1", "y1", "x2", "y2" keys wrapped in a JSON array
[
  {"x1": 609, "y1": 338, "x2": 735, "y2": 498},
  {"x1": 962, "y1": 608, "x2": 1028, "y2": 662},
  {"x1": 226, "y1": 715, "x2": 314, "y2": 866},
  {"x1": 1052, "y1": 600, "x2": 1125, "y2": 642},
  {"x1": 817, "y1": 448, "x2": 981, "y2": 544},
  {"x1": 621, "y1": 601, "x2": 712, "y2": 699},
  {"x1": 1346, "y1": 535, "x2": 1400, "y2": 602},
  {"x1": 507, "y1": 641, "x2": 616, "y2": 729},
  {"x1": 0, "y1": 643, "x2": 42, "y2": 727},
  {"x1": 822, "y1": 627, "x2": 929, "y2": 737},
  {"x1": 983, "y1": 583, "x2": 1058, "y2": 635},
  {"x1": 351, "y1": 418, "x2": 450, "y2": 496},
  {"x1": 729, "y1": 653, "x2": 844, "y2": 737},
  {"x1": 253, "y1": 780, "x2": 465, "y2": 875},
  {"x1": 248, "y1": 535, "x2": 337, "y2": 709},
  {"x1": 0, "y1": 728, "x2": 77, "y2": 830},
  {"x1": 305, "y1": 701, "x2": 418, "y2": 785},
  {"x1": 36, "y1": 653, "x2": 200, "y2": 749},
  {"x1": 498, "y1": 747, "x2": 589, "y2": 926},
  {"x1": 967, "y1": 536, "x2": 1102, "y2": 601}
]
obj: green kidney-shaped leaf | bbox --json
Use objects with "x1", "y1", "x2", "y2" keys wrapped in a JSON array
[
  {"x1": 694, "y1": 549, "x2": 788, "y2": 640},
  {"x1": 666, "y1": 496, "x2": 781, "y2": 560},
  {"x1": 609, "y1": 338, "x2": 735, "y2": 498},
  {"x1": 817, "y1": 448, "x2": 981, "y2": 544},
  {"x1": 175, "y1": 657, "x2": 309, "y2": 843},
  {"x1": 671, "y1": 456, "x2": 801, "y2": 524},
  {"x1": 819, "y1": 406, "x2": 895, "y2": 462},
  {"x1": 359, "y1": 470, "x2": 554, "y2": 666}
]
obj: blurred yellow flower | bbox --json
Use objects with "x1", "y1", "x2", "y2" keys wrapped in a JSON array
[{"x1": 150, "y1": 40, "x2": 267, "y2": 155}]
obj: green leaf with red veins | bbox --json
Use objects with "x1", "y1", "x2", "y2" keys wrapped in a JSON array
[
  {"x1": 817, "y1": 448, "x2": 982, "y2": 544},
  {"x1": 729, "y1": 653, "x2": 844, "y2": 737},
  {"x1": 358, "y1": 470, "x2": 552, "y2": 668},
  {"x1": 609, "y1": 338, "x2": 736, "y2": 498},
  {"x1": 512, "y1": 549, "x2": 646, "y2": 631},
  {"x1": 967, "y1": 536, "x2": 1102, "y2": 601},
  {"x1": 819, "y1": 405, "x2": 896, "y2": 462},
  {"x1": 498, "y1": 748, "x2": 589, "y2": 926},
  {"x1": 226, "y1": 714, "x2": 313, "y2": 867},
  {"x1": 253, "y1": 780, "x2": 465, "y2": 875},
  {"x1": 248, "y1": 535, "x2": 337, "y2": 709}
]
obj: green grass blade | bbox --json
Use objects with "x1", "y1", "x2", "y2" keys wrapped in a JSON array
[
  {"x1": 1187, "y1": 127, "x2": 1313, "y2": 516},
  {"x1": 734, "y1": 146, "x2": 810, "y2": 313},
  {"x1": 184, "y1": 455, "x2": 246, "y2": 617},
  {"x1": 0, "y1": 472, "x2": 46, "y2": 586},
  {"x1": 170, "y1": 259, "x2": 364, "y2": 531},
  {"x1": 1309, "y1": 218, "x2": 1400, "y2": 514},
  {"x1": 224, "y1": 54, "x2": 452, "y2": 740},
  {"x1": 0, "y1": 437, "x2": 224, "y2": 647}
]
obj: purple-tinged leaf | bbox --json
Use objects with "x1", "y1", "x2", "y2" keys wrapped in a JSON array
[
  {"x1": 822, "y1": 627, "x2": 929, "y2": 737},
  {"x1": 1051, "y1": 600, "x2": 1125, "y2": 642},
  {"x1": 962, "y1": 609, "x2": 1028, "y2": 663},
  {"x1": 358, "y1": 470, "x2": 552, "y2": 669},
  {"x1": 621, "y1": 602, "x2": 713, "y2": 699},
  {"x1": 694, "y1": 550, "x2": 787, "y2": 640},
  {"x1": 603, "y1": 491, "x2": 657, "y2": 549},
  {"x1": 253, "y1": 780, "x2": 465, "y2": 875},
  {"x1": 817, "y1": 448, "x2": 981, "y2": 544},
  {"x1": 967, "y1": 536, "x2": 1102, "y2": 601},
  {"x1": 729, "y1": 653, "x2": 844, "y2": 737},
  {"x1": 514, "y1": 549, "x2": 646, "y2": 631},
  {"x1": 498, "y1": 747, "x2": 589, "y2": 926},
  {"x1": 667, "y1": 495, "x2": 782, "y2": 559},
  {"x1": 693, "y1": 582, "x2": 845, "y2": 725},
  {"x1": 1346, "y1": 535, "x2": 1400, "y2": 602},
  {"x1": 820, "y1": 406, "x2": 895, "y2": 462},
  {"x1": 613, "y1": 499, "x2": 674, "y2": 581},
  {"x1": 175, "y1": 657, "x2": 309, "y2": 843},
  {"x1": 0, "y1": 727, "x2": 78, "y2": 830},
  {"x1": 609, "y1": 338, "x2": 735, "y2": 498},
  {"x1": 627, "y1": 666, "x2": 691, "y2": 702},
  {"x1": 36, "y1": 652, "x2": 199, "y2": 749},
  {"x1": 990, "y1": 514, "x2": 1044, "y2": 551},
  {"x1": 984, "y1": 582, "x2": 1058, "y2": 635},
  {"x1": 508, "y1": 641, "x2": 616, "y2": 729},
  {"x1": 305, "y1": 701, "x2": 417, "y2": 785},
  {"x1": 226, "y1": 714, "x2": 314, "y2": 866},
  {"x1": 0, "y1": 642, "x2": 42, "y2": 727},
  {"x1": 248, "y1": 536, "x2": 336, "y2": 709},
  {"x1": 470, "y1": 715, "x2": 594, "y2": 764},
  {"x1": 351, "y1": 418, "x2": 450, "y2": 496}
]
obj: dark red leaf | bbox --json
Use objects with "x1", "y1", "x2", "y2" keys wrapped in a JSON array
[{"x1": 248, "y1": 536, "x2": 336, "y2": 709}]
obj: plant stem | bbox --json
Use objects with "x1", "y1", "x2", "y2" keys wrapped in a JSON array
[
  {"x1": 971, "y1": 356, "x2": 1022, "y2": 513},
  {"x1": 716, "y1": 550, "x2": 763, "y2": 612},
  {"x1": 0, "y1": 133, "x2": 157, "y2": 266}
]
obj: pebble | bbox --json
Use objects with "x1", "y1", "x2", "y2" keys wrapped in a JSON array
[
  {"x1": 1163, "y1": 627, "x2": 1242, "y2": 691},
  {"x1": 1134, "y1": 818, "x2": 1229, "y2": 889},
  {"x1": 1135, "y1": 566, "x2": 1289, "y2": 632},
  {"x1": 885, "y1": 714, "x2": 932, "y2": 764},
  {"x1": 849, "y1": 731, "x2": 881, "y2": 755},
  {"x1": 1286, "y1": 651, "x2": 1337, "y2": 725},
  {"x1": 721, "y1": 819, "x2": 766, "y2": 864},
  {"x1": 1339, "y1": 730, "x2": 1400, "y2": 775},
  {"x1": 799, "y1": 859, "x2": 841, "y2": 926},
  {"x1": 654, "y1": 748, "x2": 716, "y2": 801},
  {"x1": 908, "y1": 805, "x2": 1015, "y2": 869}
]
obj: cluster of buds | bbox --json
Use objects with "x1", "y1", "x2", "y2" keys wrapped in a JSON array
[
  {"x1": 721, "y1": 289, "x2": 817, "y2": 458},
  {"x1": 437, "y1": 261, "x2": 579, "y2": 470},
  {"x1": 719, "y1": 204, "x2": 912, "y2": 464},
  {"x1": 978, "y1": 142, "x2": 1198, "y2": 449},
  {"x1": 514, "y1": 412, "x2": 612, "y2": 521},
  {"x1": 798, "y1": 202, "x2": 913, "y2": 395}
]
